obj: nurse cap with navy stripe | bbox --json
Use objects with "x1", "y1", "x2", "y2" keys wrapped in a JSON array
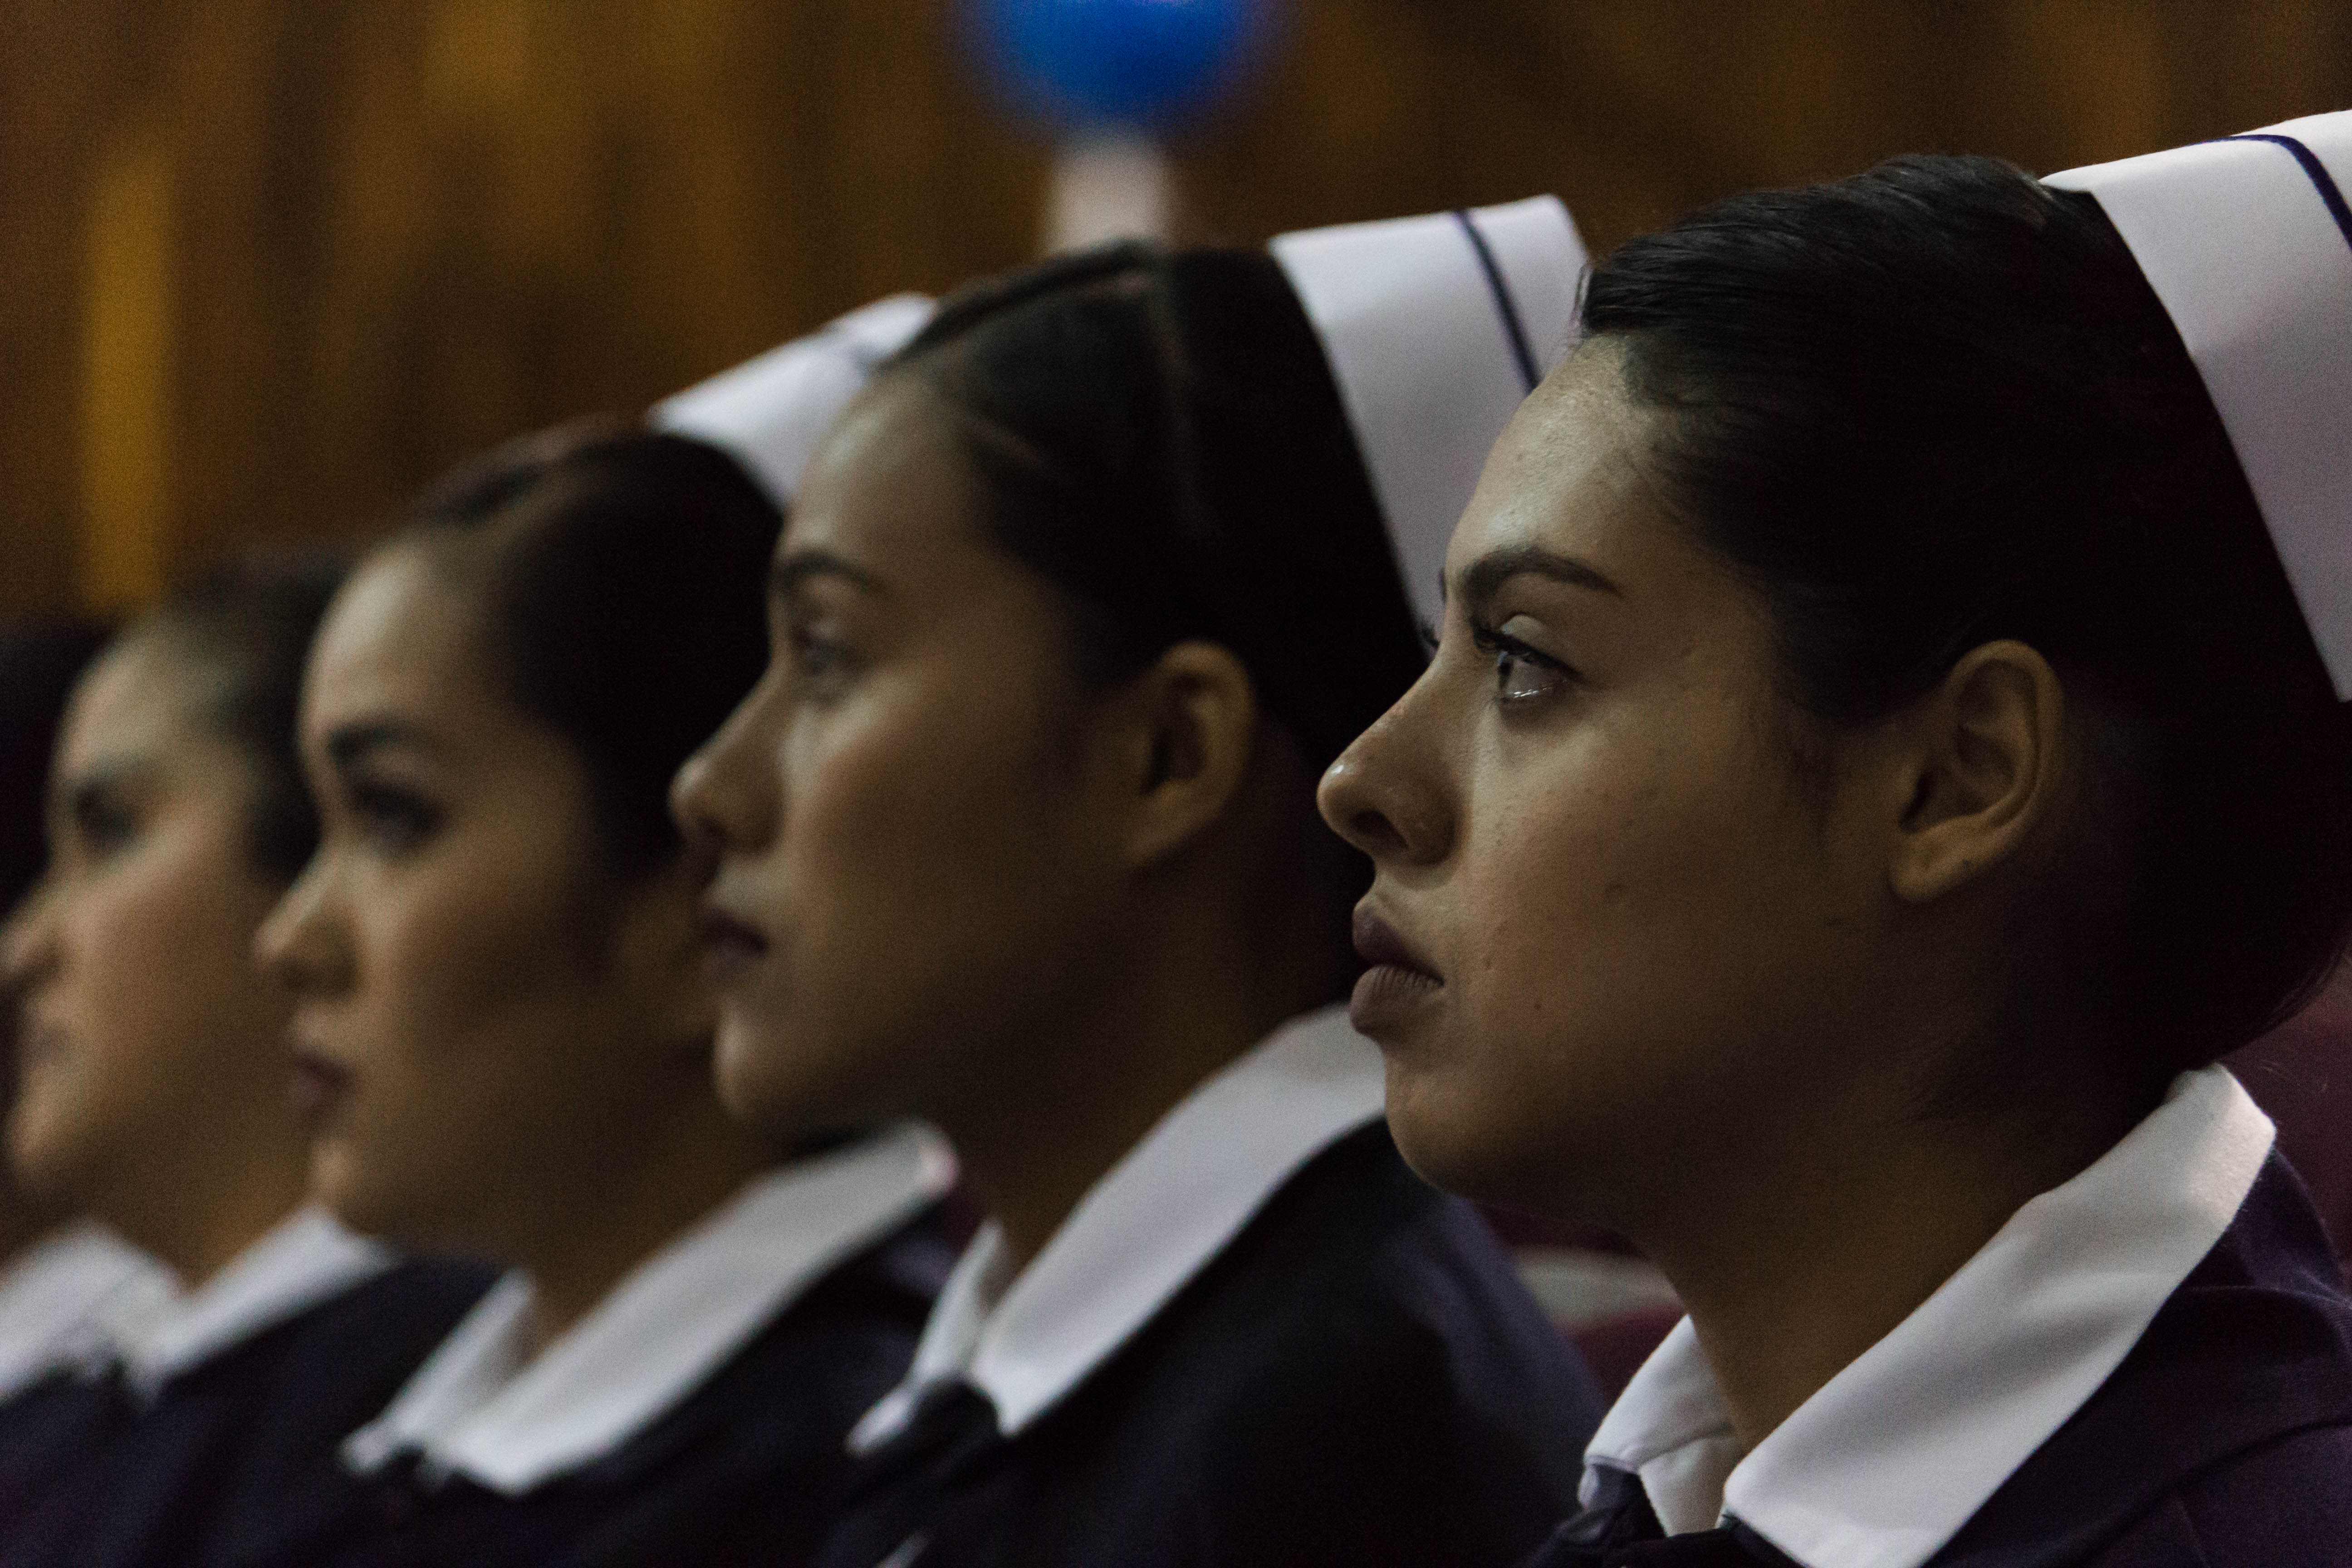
[
  {"x1": 2046, "y1": 111, "x2": 2352, "y2": 700},
  {"x1": 1270, "y1": 198, "x2": 1587, "y2": 634},
  {"x1": 651, "y1": 293, "x2": 936, "y2": 512}
]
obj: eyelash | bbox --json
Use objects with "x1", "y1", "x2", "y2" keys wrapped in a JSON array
[
  {"x1": 346, "y1": 782, "x2": 442, "y2": 855},
  {"x1": 784, "y1": 621, "x2": 858, "y2": 692},
  {"x1": 1468, "y1": 619, "x2": 1579, "y2": 705},
  {"x1": 69, "y1": 796, "x2": 138, "y2": 858}
]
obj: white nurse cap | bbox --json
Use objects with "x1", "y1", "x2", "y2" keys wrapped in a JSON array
[
  {"x1": 1270, "y1": 198, "x2": 1587, "y2": 633},
  {"x1": 651, "y1": 293, "x2": 936, "y2": 511},
  {"x1": 2046, "y1": 112, "x2": 2352, "y2": 700}
]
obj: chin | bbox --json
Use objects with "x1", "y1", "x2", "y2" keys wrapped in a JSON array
[
  {"x1": 1383, "y1": 1069, "x2": 1569, "y2": 1215},
  {"x1": 308, "y1": 1137, "x2": 398, "y2": 1240}
]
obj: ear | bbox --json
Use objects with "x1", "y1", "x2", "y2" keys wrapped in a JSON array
[
  {"x1": 1883, "y1": 640, "x2": 2068, "y2": 905},
  {"x1": 1102, "y1": 640, "x2": 1259, "y2": 872}
]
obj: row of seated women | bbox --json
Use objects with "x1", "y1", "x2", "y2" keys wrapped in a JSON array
[{"x1": 0, "y1": 112, "x2": 2348, "y2": 1568}]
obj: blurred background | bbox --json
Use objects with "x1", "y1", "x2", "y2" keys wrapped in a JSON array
[{"x1": 3, "y1": 0, "x2": 2349, "y2": 620}]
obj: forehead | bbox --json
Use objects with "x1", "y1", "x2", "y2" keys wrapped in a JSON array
[
  {"x1": 1450, "y1": 340, "x2": 1661, "y2": 573},
  {"x1": 57, "y1": 637, "x2": 207, "y2": 774},
  {"x1": 304, "y1": 545, "x2": 500, "y2": 732},
  {"x1": 783, "y1": 374, "x2": 991, "y2": 569}
]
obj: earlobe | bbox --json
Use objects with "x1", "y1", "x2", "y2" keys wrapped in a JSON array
[
  {"x1": 1887, "y1": 640, "x2": 2066, "y2": 905},
  {"x1": 1116, "y1": 641, "x2": 1259, "y2": 871}
]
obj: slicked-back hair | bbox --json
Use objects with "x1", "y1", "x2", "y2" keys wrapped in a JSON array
[
  {"x1": 884, "y1": 242, "x2": 1427, "y2": 776},
  {"x1": 130, "y1": 554, "x2": 348, "y2": 884},
  {"x1": 410, "y1": 425, "x2": 781, "y2": 881},
  {"x1": 1583, "y1": 153, "x2": 2352, "y2": 1076}
]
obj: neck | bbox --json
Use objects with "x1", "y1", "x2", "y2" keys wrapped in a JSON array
[
  {"x1": 0, "y1": 1180, "x2": 63, "y2": 1272},
  {"x1": 99, "y1": 1130, "x2": 312, "y2": 1289},
  {"x1": 1627, "y1": 1044, "x2": 2154, "y2": 1451},
  {"x1": 518, "y1": 1090, "x2": 772, "y2": 1349},
  {"x1": 942, "y1": 898, "x2": 1343, "y2": 1275}
]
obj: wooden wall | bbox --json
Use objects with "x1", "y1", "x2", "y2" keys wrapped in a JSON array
[{"x1": 3, "y1": 0, "x2": 2347, "y2": 618}]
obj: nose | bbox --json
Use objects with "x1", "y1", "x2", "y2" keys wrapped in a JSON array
[
  {"x1": 671, "y1": 676, "x2": 780, "y2": 857},
  {"x1": 254, "y1": 854, "x2": 351, "y2": 999},
  {"x1": 0, "y1": 879, "x2": 59, "y2": 997},
  {"x1": 1317, "y1": 692, "x2": 1455, "y2": 868}
]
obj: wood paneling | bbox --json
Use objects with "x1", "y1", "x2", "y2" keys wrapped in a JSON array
[{"x1": 3, "y1": 0, "x2": 2347, "y2": 616}]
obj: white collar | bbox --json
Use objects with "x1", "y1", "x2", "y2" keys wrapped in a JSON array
[
  {"x1": 1583, "y1": 1065, "x2": 2275, "y2": 1568},
  {"x1": 344, "y1": 1124, "x2": 956, "y2": 1495},
  {"x1": 0, "y1": 1224, "x2": 170, "y2": 1401},
  {"x1": 97, "y1": 1206, "x2": 392, "y2": 1401},
  {"x1": 852, "y1": 1005, "x2": 1387, "y2": 1449}
]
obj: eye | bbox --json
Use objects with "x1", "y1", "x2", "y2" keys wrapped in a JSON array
[
  {"x1": 784, "y1": 618, "x2": 860, "y2": 700},
  {"x1": 66, "y1": 788, "x2": 140, "y2": 859},
  {"x1": 344, "y1": 780, "x2": 443, "y2": 857},
  {"x1": 1470, "y1": 621, "x2": 1577, "y2": 708}
]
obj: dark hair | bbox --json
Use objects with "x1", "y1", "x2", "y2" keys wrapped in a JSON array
[
  {"x1": 883, "y1": 242, "x2": 1426, "y2": 774},
  {"x1": 409, "y1": 425, "x2": 781, "y2": 879},
  {"x1": 129, "y1": 554, "x2": 348, "y2": 883},
  {"x1": 0, "y1": 620, "x2": 112, "y2": 914},
  {"x1": 1582, "y1": 153, "x2": 2352, "y2": 1075}
]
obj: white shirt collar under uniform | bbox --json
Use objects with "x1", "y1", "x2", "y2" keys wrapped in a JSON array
[
  {"x1": 851, "y1": 1004, "x2": 1387, "y2": 1451},
  {"x1": 94, "y1": 1206, "x2": 391, "y2": 1402},
  {"x1": 1582, "y1": 1065, "x2": 2276, "y2": 1568},
  {"x1": 0, "y1": 1223, "x2": 170, "y2": 1401},
  {"x1": 344, "y1": 1124, "x2": 956, "y2": 1495}
]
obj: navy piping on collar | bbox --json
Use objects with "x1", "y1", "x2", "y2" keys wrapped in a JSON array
[
  {"x1": 2227, "y1": 132, "x2": 2352, "y2": 253},
  {"x1": 1452, "y1": 209, "x2": 1542, "y2": 394}
]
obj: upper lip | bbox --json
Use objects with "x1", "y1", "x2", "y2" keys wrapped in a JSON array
[
  {"x1": 285, "y1": 1023, "x2": 353, "y2": 1074},
  {"x1": 1352, "y1": 905, "x2": 1440, "y2": 981}
]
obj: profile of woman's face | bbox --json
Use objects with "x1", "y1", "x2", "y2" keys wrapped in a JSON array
[
  {"x1": 1, "y1": 640, "x2": 295, "y2": 1214},
  {"x1": 674, "y1": 377, "x2": 1127, "y2": 1135},
  {"x1": 259, "y1": 545, "x2": 711, "y2": 1256},
  {"x1": 1318, "y1": 342, "x2": 1898, "y2": 1224}
]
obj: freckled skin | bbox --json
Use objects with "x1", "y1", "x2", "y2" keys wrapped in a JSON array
[{"x1": 1322, "y1": 344, "x2": 1891, "y2": 1231}]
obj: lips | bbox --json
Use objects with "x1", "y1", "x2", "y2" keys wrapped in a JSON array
[
  {"x1": 1348, "y1": 906, "x2": 1444, "y2": 1038},
  {"x1": 696, "y1": 904, "x2": 770, "y2": 985},
  {"x1": 288, "y1": 1048, "x2": 353, "y2": 1121}
]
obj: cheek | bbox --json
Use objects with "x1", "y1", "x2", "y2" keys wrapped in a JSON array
[
  {"x1": 12, "y1": 833, "x2": 282, "y2": 1192},
  {"x1": 316, "y1": 843, "x2": 607, "y2": 1239},
  {"x1": 1391, "y1": 708, "x2": 1837, "y2": 1205},
  {"x1": 718, "y1": 676, "x2": 1090, "y2": 1127}
]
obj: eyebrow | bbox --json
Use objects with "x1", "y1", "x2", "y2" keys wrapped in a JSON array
[
  {"x1": 770, "y1": 549, "x2": 887, "y2": 600},
  {"x1": 1452, "y1": 545, "x2": 1623, "y2": 616},
  {"x1": 324, "y1": 719, "x2": 435, "y2": 770}
]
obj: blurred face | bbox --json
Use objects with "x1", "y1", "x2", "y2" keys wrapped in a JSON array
[
  {"x1": 1, "y1": 640, "x2": 295, "y2": 1215},
  {"x1": 258, "y1": 546, "x2": 712, "y2": 1255},
  {"x1": 673, "y1": 377, "x2": 1125, "y2": 1134},
  {"x1": 1318, "y1": 343, "x2": 1892, "y2": 1221}
]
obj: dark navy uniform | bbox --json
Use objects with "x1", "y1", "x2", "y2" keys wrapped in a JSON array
[
  {"x1": 819, "y1": 1122, "x2": 1602, "y2": 1568},
  {"x1": 0, "y1": 1256, "x2": 492, "y2": 1568},
  {"x1": 233, "y1": 1202, "x2": 959, "y2": 1568},
  {"x1": 1525, "y1": 1103, "x2": 2352, "y2": 1567}
]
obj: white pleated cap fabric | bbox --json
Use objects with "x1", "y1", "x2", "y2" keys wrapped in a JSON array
[
  {"x1": 2046, "y1": 111, "x2": 2352, "y2": 700},
  {"x1": 1270, "y1": 197, "x2": 1586, "y2": 632},
  {"x1": 651, "y1": 294, "x2": 936, "y2": 511}
]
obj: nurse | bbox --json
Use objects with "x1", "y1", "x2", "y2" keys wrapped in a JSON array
[
  {"x1": 1318, "y1": 119, "x2": 2352, "y2": 1564},
  {"x1": 252, "y1": 300, "x2": 960, "y2": 1568},
  {"x1": 0, "y1": 563, "x2": 492, "y2": 1563},
  {"x1": 0, "y1": 622, "x2": 162, "y2": 1415},
  {"x1": 673, "y1": 206, "x2": 1604, "y2": 1568}
]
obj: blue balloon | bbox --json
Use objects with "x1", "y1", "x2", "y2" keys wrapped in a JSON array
[{"x1": 965, "y1": 0, "x2": 1278, "y2": 134}]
